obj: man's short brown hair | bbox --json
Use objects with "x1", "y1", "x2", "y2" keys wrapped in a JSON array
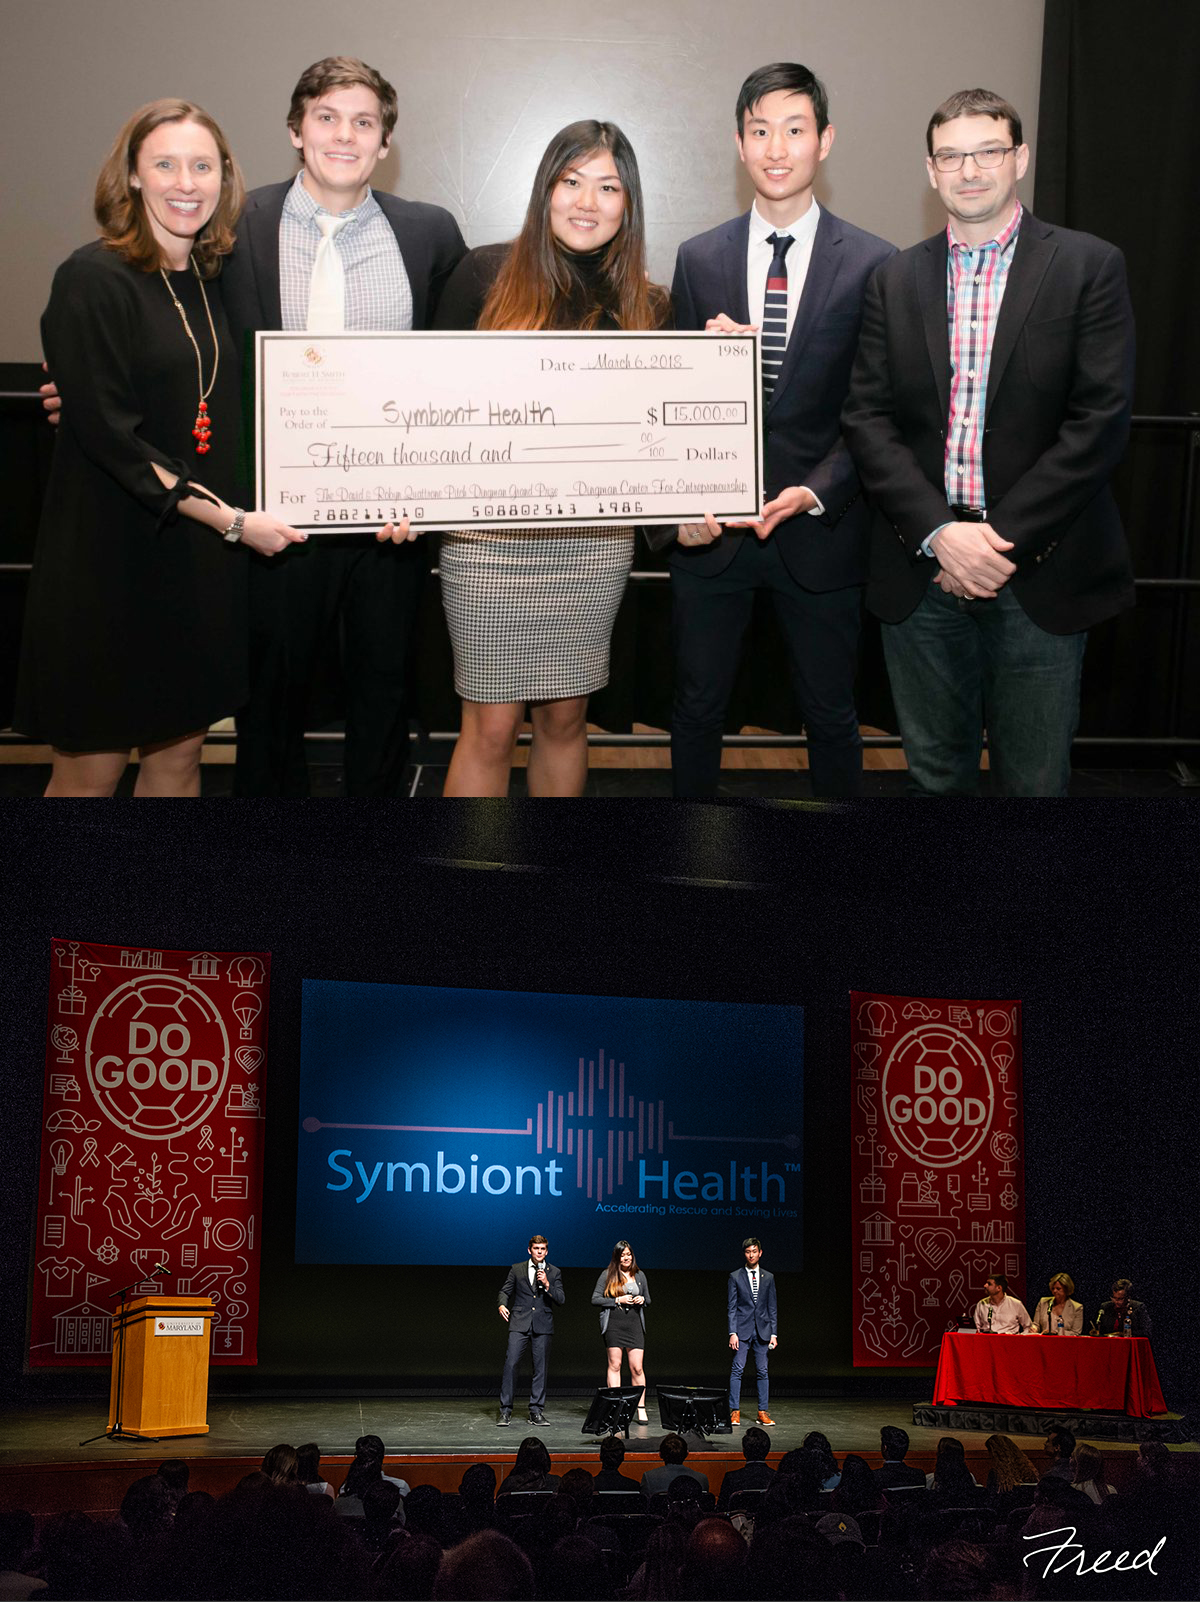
[
  {"x1": 926, "y1": 88, "x2": 1023, "y2": 154},
  {"x1": 287, "y1": 57, "x2": 398, "y2": 142}
]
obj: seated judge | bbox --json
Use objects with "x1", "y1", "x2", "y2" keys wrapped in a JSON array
[
  {"x1": 1094, "y1": 1278, "x2": 1152, "y2": 1337},
  {"x1": 973, "y1": 1273, "x2": 1032, "y2": 1332},
  {"x1": 1032, "y1": 1271, "x2": 1084, "y2": 1334}
]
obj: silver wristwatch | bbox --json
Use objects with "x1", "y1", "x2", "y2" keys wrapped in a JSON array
[{"x1": 222, "y1": 508, "x2": 247, "y2": 544}]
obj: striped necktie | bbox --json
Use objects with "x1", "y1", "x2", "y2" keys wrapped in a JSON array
[{"x1": 761, "y1": 232, "x2": 793, "y2": 402}]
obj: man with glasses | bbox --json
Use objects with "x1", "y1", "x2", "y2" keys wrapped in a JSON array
[{"x1": 843, "y1": 89, "x2": 1135, "y2": 795}]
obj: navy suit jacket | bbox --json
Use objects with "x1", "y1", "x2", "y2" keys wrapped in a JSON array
[
  {"x1": 667, "y1": 207, "x2": 895, "y2": 590},
  {"x1": 728, "y1": 1266, "x2": 777, "y2": 1343},
  {"x1": 498, "y1": 1260, "x2": 565, "y2": 1335},
  {"x1": 841, "y1": 213, "x2": 1135, "y2": 633},
  {"x1": 220, "y1": 179, "x2": 467, "y2": 349}
]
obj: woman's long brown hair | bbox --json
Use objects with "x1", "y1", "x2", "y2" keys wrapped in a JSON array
[
  {"x1": 604, "y1": 1239, "x2": 640, "y2": 1298},
  {"x1": 479, "y1": 120, "x2": 667, "y2": 331}
]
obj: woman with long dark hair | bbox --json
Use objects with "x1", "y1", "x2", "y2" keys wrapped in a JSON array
[
  {"x1": 15, "y1": 99, "x2": 304, "y2": 795},
  {"x1": 425, "y1": 120, "x2": 669, "y2": 795},
  {"x1": 591, "y1": 1239, "x2": 651, "y2": 1424}
]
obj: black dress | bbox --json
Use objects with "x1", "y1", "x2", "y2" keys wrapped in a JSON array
[{"x1": 15, "y1": 243, "x2": 248, "y2": 751}]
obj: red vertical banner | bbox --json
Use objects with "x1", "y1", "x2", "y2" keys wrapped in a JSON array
[
  {"x1": 849, "y1": 991, "x2": 1024, "y2": 1367},
  {"x1": 30, "y1": 940, "x2": 269, "y2": 1367}
]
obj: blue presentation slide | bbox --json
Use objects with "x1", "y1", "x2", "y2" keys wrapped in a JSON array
[{"x1": 295, "y1": 981, "x2": 803, "y2": 1271}]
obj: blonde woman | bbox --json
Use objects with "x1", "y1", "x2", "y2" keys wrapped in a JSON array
[{"x1": 1032, "y1": 1271, "x2": 1084, "y2": 1334}]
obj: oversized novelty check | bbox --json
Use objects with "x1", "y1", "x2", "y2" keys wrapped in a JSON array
[{"x1": 255, "y1": 331, "x2": 763, "y2": 531}]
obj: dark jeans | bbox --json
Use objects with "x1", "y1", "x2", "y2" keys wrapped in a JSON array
[
  {"x1": 729, "y1": 1337, "x2": 769, "y2": 1411},
  {"x1": 234, "y1": 537, "x2": 426, "y2": 797},
  {"x1": 670, "y1": 538, "x2": 863, "y2": 798},
  {"x1": 500, "y1": 1327, "x2": 551, "y2": 1411},
  {"x1": 883, "y1": 580, "x2": 1087, "y2": 796}
]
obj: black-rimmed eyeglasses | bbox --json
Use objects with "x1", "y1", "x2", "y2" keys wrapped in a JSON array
[{"x1": 930, "y1": 145, "x2": 1017, "y2": 172}]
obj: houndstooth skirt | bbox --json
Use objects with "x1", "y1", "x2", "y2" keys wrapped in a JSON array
[{"x1": 438, "y1": 526, "x2": 634, "y2": 702}]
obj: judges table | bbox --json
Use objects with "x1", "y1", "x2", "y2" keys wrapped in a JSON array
[{"x1": 933, "y1": 1333, "x2": 1166, "y2": 1417}]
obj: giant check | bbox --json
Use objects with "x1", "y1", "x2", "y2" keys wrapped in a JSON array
[{"x1": 255, "y1": 331, "x2": 763, "y2": 531}]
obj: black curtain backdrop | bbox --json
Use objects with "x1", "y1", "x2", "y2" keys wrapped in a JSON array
[
  {"x1": 0, "y1": 803, "x2": 1196, "y2": 1421},
  {"x1": 1036, "y1": 1, "x2": 1200, "y2": 740}
]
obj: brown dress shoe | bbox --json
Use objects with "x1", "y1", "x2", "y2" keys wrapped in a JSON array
[
  {"x1": 729, "y1": 1410, "x2": 740, "y2": 1425},
  {"x1": 757, "y1": 1411, "x2": 777, "y2": 1426}
]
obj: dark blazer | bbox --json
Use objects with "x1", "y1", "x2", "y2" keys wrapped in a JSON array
[
  {"x1": 640, "y1": 1464, "x2": 709, "y2": 1498},
  {"x1": 220, "y1": 179, "x2": 468, "y2": 348},
  {"x1": 841, "y1": 212, "x2": 1135, "y2": 634},
  {"x1": 498, "y1": 1260, "x2": 565, "y2": 1335},
  {"x1": 874, "y1": 1461, "x2": 926, "y2": 1490},
  {"x1": 667, "y1": 207, "x2": 895, "y2": 589},
  {"x1": 1095, "y1": 1298, "x2": 1152, "y2": 1338},
  {"x1": 717, "y1": 1459, "x2": 775, "y2": 1508},
  {"x1": 728, "y1": 1266, "x2": 777, "y2": 1343}
]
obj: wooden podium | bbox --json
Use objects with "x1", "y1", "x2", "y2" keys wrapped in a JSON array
[{"x1": 108, "y1": 1296, "x2": 215, "y2": 1438}]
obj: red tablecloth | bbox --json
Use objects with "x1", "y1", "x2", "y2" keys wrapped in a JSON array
[{"x1": 932, "y1": 1333, "x2": 1167, "y2": 1417}]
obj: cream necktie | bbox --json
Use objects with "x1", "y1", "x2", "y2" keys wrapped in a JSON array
[{"x1": 306, "y1": 214, "x2": 349, "y2": 332}]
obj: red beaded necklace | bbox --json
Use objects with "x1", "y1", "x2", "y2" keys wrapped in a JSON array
[{"x1": 159, "y1": 260, "x2": 219, "y2": 454}]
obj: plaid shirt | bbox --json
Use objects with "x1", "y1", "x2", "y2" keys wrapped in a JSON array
[
  {"x1": 943, "y1": 200, "x2": 1022, "y2": 509},
  {"x1": 279, "y1": 171, "x2": 413, "y2": 332}
]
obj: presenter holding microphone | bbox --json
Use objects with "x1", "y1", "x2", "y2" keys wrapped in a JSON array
[
  {"x1": 497, "y1": 1235, "x2": 564, "y2": 1428},
  {"x1": 973, "y1": 1273, "x2": 1033, "y2": 1333},
  {"x1": 728, "y1": 1237, "x2": 777, "y2": 1426},
  {"x1": 591, "y1": 1240, "x2": 651, "y2": 1425}
]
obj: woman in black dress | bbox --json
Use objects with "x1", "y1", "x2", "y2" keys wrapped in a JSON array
[
  {"x1": 425, "y1": 121, "x2": 669, "y2": 796},
  {"x1": 15, "y1": 100, "x2": 304, "y2": 795},
  {"x1": 591, "y1": 1239, "x2": 651, "y2": 1424}
]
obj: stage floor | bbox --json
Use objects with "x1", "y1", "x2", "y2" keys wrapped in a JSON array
[{"x1": 2, "y1": 1394, "x2": 1188, "y2": 1466}]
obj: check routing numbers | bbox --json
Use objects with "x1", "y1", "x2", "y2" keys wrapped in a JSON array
[{"x1": 255, "y1": 331, "x2": 764, "y2": 531}]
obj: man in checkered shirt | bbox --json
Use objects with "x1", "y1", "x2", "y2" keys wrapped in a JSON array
[
  {"x1": 843, "y1": 88, "x2": 1135, "y2": 796},
  {"x1": 223, "y1": 57, "x2": 466, "y2": 797}
]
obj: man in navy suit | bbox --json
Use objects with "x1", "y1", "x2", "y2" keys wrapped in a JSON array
[
  {"x1": 666, "y1": 63, "x2": 895, "y2": 797},
  {"x1": 496, "y1": 1234, "x2": 565, "y2": 1428},
  {"x1": 842, "y1": 88, "x2": 1135, "y2": 795},
  {"x1": 221, "y1": 56, "x2": 466, "y2": 797},
  {"x1": 728, "y1": 1237, "x2": 778, "y2": 1426}
]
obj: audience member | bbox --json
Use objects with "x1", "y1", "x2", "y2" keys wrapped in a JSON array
[
  {"x1": 593, "y1": 1435, "x2": 640, "y2": 1493},
  {"x1": 456, "y1": 1463, "x2": 498, "y2": 1534},
  {"x1": 744, "y1": 1514, "x2": 833, "y2": 1601},
  {"x1": 261, "y1": 1444, "x2": 302, "y2": 1486},
  {"x1": 550, "y1": 1532, "x2": 613, "y2": 1601},
  {"x1": 401, "y1": 1486, "x2": 448, "y2": 1546},
  {"x1": 360, "y1": 1481, "x2": 404, "y2": 1553},
  {"x1": 497, "y1": 1437, "x2": 559, "y2": 1495},
  {"x1": 374, "y1": 1531, "x2": 444, "y2": 1602},
  {"x1": 920, "y1": 1538, "x2": 994, "y2": 1602},
  {"x1": 982, "y1": 1433, "x2": 1039, "y2": 1508},
  {"x1": 874, "y1": 1426, "x2": 925, "y2": 1490},
  {"x1": 1070, "y1": 1443, "x2": 1117, "y2": 1504},
  {"x1": 800, "y1": 1430, "x2": 841, "y2": 1489},
  {"x1": 352, "y1": 1434, "x2": 412, "y2": 1496},
  {"x1": 0, "y1": 1510, "x2": 46, "y2": 1600},
  {"x1": 832, "y1": 1453, "x2": 886, "y2": 1517},
  {"x1": 640, "y1": 1435, "x2": 709, "y2": 1498},
  {"x1": 679, "y1": 1517, "x2": 747, "y2": 1601},
  {"x1": 296, "y1": 1442, "x2": 336, "y2": 1498},
  {"x1": 155, "y1": 1458, "x2": 190, "y2": 1514},
  {"x1": 556, "y1": 1467, "x2": 597, "y2": 1518},
  {"x1": 432, "y1": 1529, "x2": 534, "y2": 1600},
  {"x1": 1041, "y1": 1426, "x2": 1077, "y2": 1482},
  {"x1": 924, "y1": 1436, "x2": 979, "y2": 1501},
  {"x1": 622, "y1": 1521, "x2": 687, "y2": 1600},
  {"x1": 717, "y1": 1425, "x2": 775, "y2": 1507}
]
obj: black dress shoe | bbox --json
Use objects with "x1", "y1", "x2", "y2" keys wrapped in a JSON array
[
  {"x1": 497, "y1": 1408, "x2": 512, "y2": 1426},
  {"x1": 528, "y1": 1410, "x2": 549, "y2": 1425}
]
